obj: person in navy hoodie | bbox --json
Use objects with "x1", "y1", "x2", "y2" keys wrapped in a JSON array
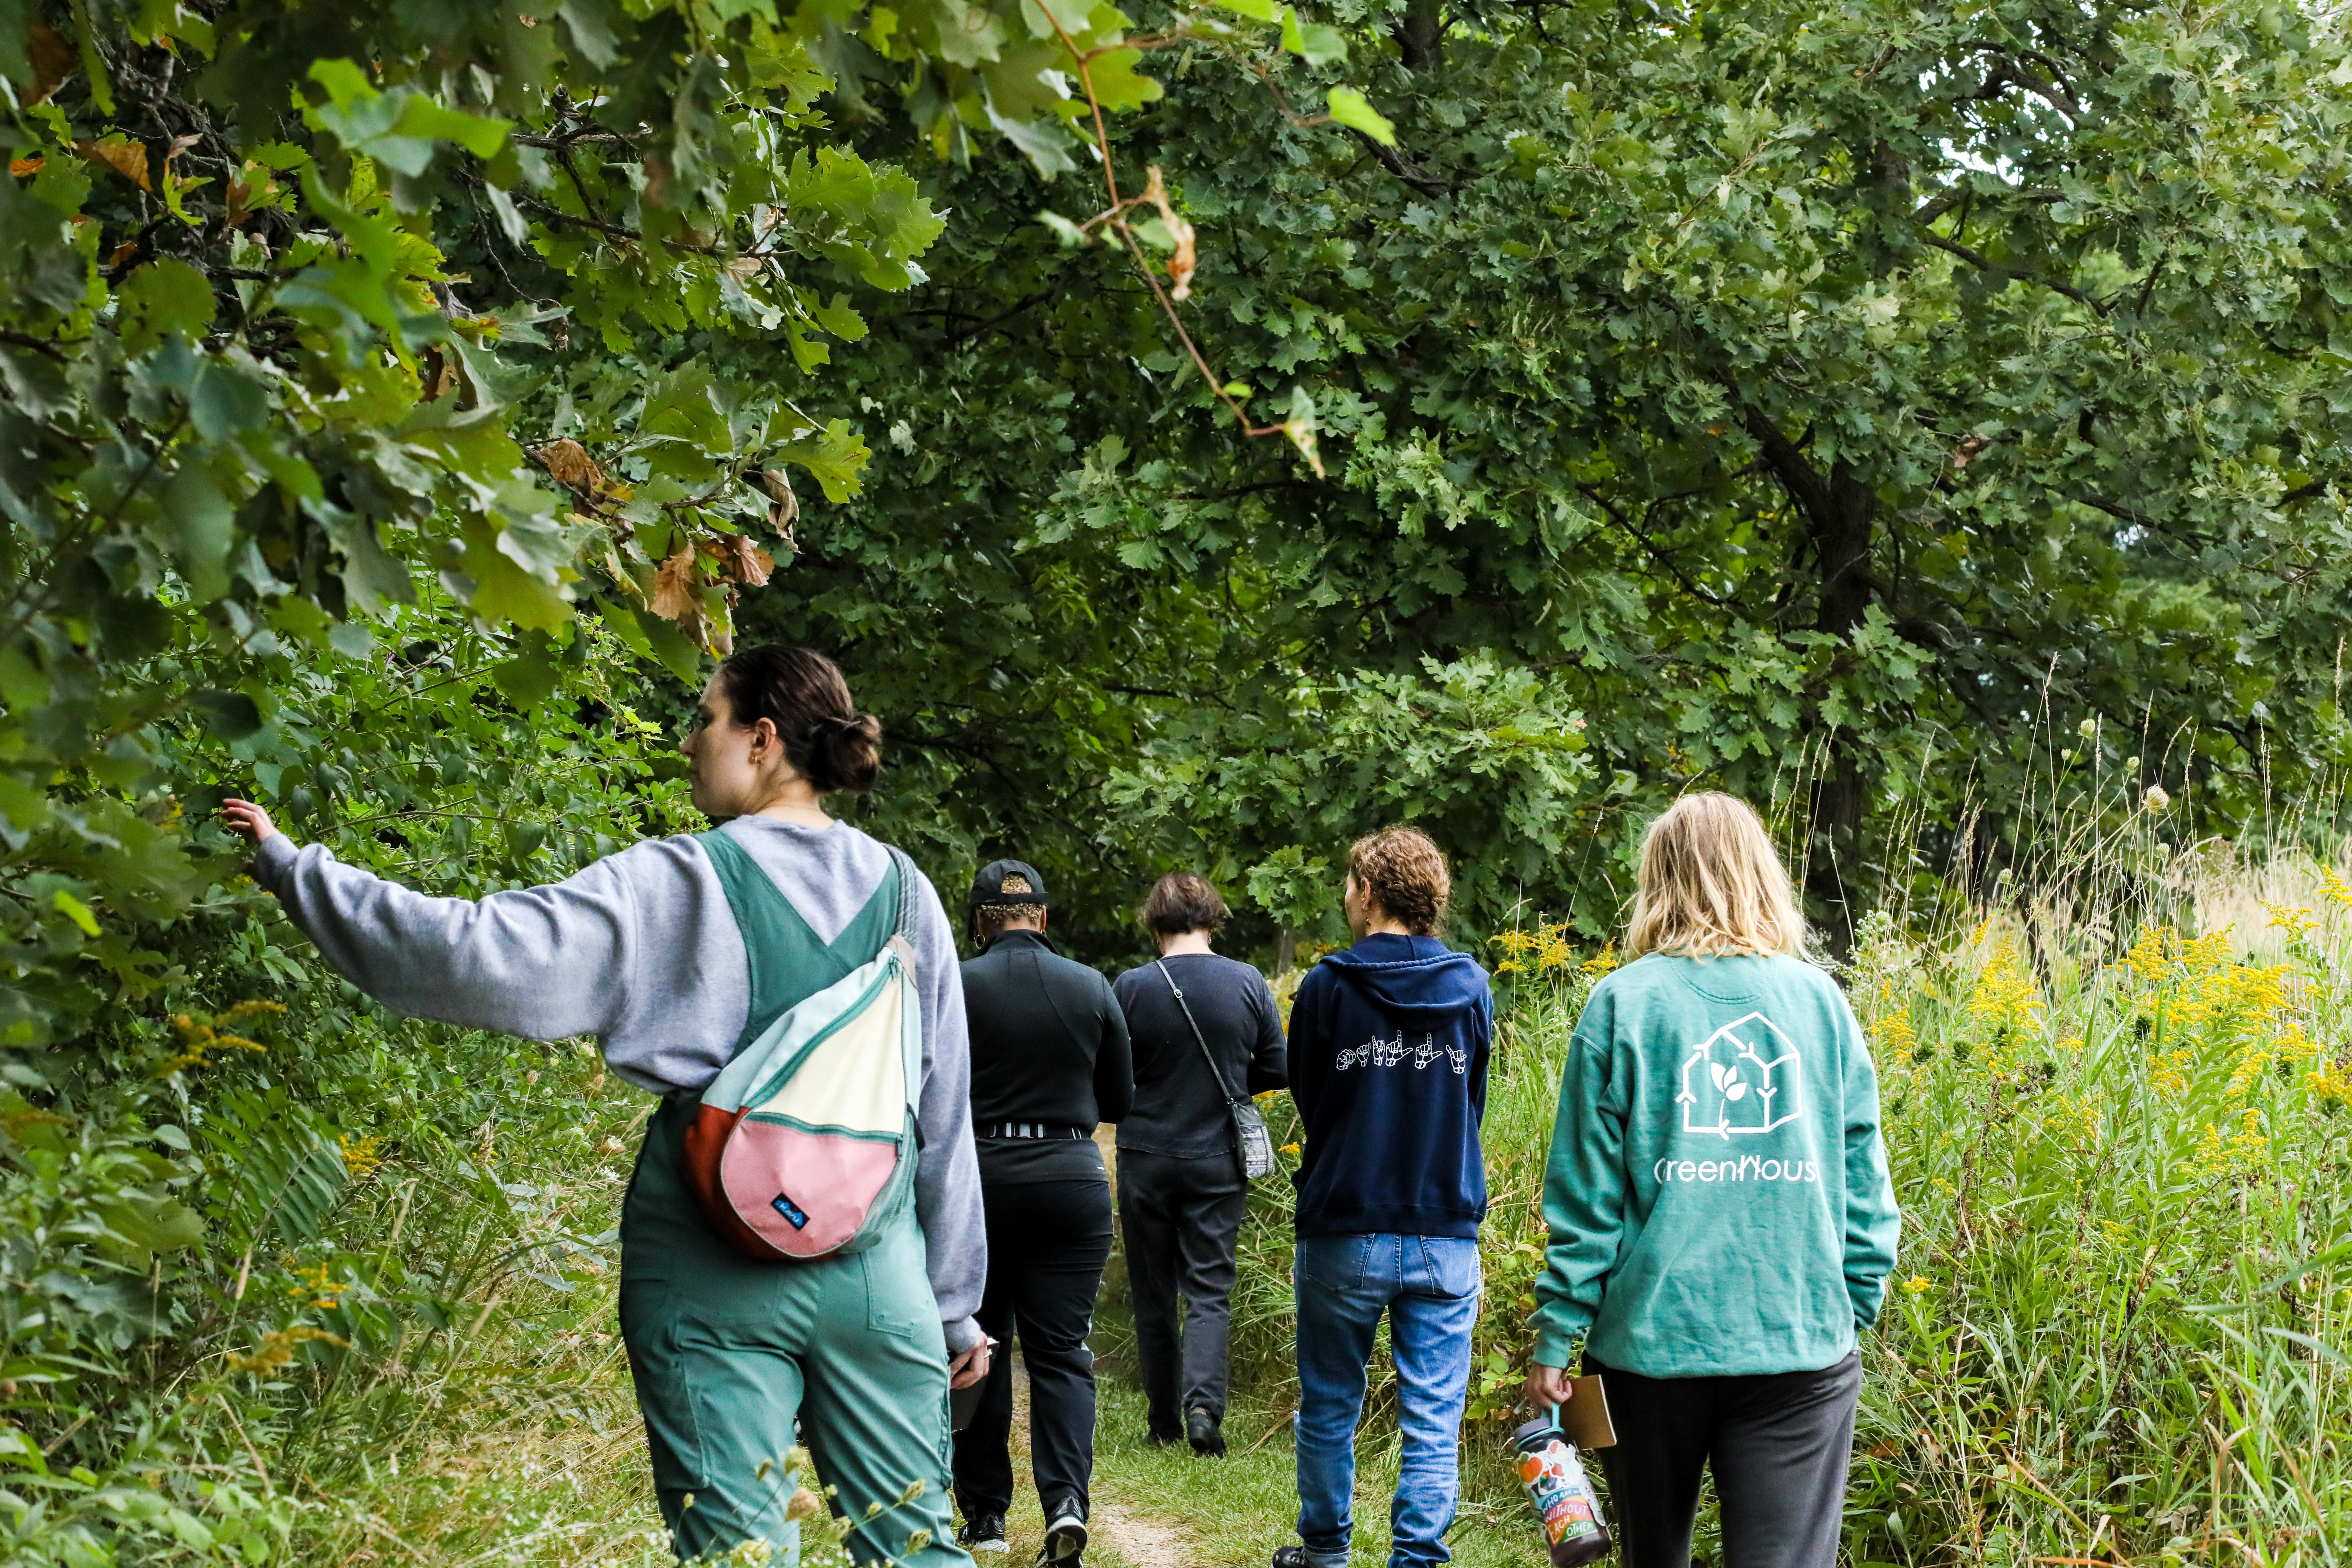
[{"x1": 1273, "y1": 827, "x2": 1493, "y2": 1568}]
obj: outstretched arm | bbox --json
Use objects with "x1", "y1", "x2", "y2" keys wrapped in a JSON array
[{"x1": 224, "y1": 798, "x2": 638, "y2": 1042}]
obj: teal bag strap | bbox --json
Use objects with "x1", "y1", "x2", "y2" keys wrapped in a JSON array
[
  {"x1": 696, "y1": 828, "x2": 906, "y2": 1052},
  {"x1": 884, "y1": 845, "x2": 918, "y2": 947}
]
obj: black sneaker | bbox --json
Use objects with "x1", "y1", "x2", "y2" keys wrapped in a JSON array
[
  {"x1": 959, "y1": 1512, "x2": 1009, "y2": 1555},
  {"x1": 1272, "y1": 1548, "x2": 1311, "y2": 1568},
  {"x1": 1040, "y1": 1505, "x2": 1088, "y2": 1564},
  {"x1": 1186, "y1": 1405, "x2": 1226, "y2": 1458}
]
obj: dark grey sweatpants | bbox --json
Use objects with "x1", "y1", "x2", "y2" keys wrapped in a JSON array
[
  {"x1": 1587, "y1": 1352, "x2": 1861, "y2": 1568},
  {"x1": 1116, "y1": 1149, "x2": 1247, "y2": 1434}
]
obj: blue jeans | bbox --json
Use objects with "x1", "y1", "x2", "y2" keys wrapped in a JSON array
[{"x1": 1292, "y1": 1233, "x2": 1482, "y2": 1568}]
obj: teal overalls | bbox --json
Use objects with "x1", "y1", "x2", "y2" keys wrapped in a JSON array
[{"x1": 619, "y1": 834, "x2": 971, "y2": 1566}]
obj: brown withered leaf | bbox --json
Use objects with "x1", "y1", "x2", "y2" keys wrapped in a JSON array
[
  {"x1": 1142, "y1": 166, "x2": 1197, "y2": 303},
  {"x1": 76, "y1": 135, "x2": 150, "y2": 191},
  {"x1": 164, "y1": 133, "x2": 201, "y2": 167},
  {"x1": 109, "y1": 241, "x2": 141, "y2": 270},
  {"x1": 758, "y1": 468, "x2": 800, "y2": 525},
  {"x1": 757, "y1": 470, "x2": 800, "y2": 550},
  {"x1": 418, "y1": 345, "x2": 457, "y2": 402},
  {"x1": 648, "y1": 547, "x2": 701, "y2": 621},
  {"x1": 539, "y1": 438, "x2": 603, "y2": 492},
  {"x1": 10, "y1": 157, "x2": 44, "y2": 178},
  {"x1": 716, "y1": 533, "x2": 775, "y2": 588},
  {"x1": 27, "y1": 22, "x2": 75, "y2": 105}
]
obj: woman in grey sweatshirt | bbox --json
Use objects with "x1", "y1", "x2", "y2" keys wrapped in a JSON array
[{"x1": 224, "y1": 646, "x2": 985, "y2": 1568}]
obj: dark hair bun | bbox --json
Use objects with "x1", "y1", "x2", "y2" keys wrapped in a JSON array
[
  {"x1": 716, "y1": 647, "x2": 883, "y2": 795},
  {"x1": 803, "y1": 710, "x2": 884, "y2": 794}
]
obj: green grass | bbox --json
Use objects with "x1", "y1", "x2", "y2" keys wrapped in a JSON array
[{"x1": 1076, "y1": 1331, "x2": 1547, "y2": 1568}]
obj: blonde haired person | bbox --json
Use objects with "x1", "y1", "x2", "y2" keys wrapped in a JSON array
[{"x1": 1522, "y1": 793, "x2": 1899, "y2": 1568}]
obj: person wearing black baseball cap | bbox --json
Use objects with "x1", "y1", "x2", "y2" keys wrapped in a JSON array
[{"x1": 951, "y1": 860, "x2": 1133, "y2": 1567}]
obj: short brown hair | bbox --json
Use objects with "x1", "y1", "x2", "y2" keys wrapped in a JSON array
[
  {"x1": 1347, "y1": 827, "x2": 1449, "y2": 936},
  {"x1": 1140, "y1": 872, "x2": 1229, "y2": 935}
]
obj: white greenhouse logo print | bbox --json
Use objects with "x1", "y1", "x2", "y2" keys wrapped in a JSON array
[{"x1": 1677, "y1": 1013, "x2": 1802, "y2": 1137}]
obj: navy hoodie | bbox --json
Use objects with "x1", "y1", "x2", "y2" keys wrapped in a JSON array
[{"x1": 1288, "y1": 933, "x2": 1494, "y2": 1238}]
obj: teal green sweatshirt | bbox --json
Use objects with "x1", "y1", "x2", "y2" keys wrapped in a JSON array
[{"x1": 1530, "y1": 952, "x2": 1900, "y2": 1378}]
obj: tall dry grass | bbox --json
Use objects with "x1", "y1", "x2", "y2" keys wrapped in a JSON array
[{"x1": 1227, "y1": 774, "x2": 2352, "y2": 1566}]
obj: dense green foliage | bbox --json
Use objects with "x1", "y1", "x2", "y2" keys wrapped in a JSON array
[{"x1": 795, "y1": 0, "x2": 2352, "y2": 952}]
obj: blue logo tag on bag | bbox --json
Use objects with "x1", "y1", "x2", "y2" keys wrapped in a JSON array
[{"x1": 772, "y1": 1192, "x2": 810, "y2": 1229}]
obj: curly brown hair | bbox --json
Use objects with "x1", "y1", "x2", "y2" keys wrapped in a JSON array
[
  {"x1": 971, "y1": 904, "x2": 1044, "y2": 941},
  {"x1": 1346, "y1": 826, "x2": 1449, "y2": 936}
]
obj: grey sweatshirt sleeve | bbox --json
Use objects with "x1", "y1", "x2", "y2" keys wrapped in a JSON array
[
  {"x1": 252, "y1": 831, "x2": 636, "y2": 1042},
  {"x1": 249, "y1": 831, "x2": 750, "y2": 1092},
  {"x1": 905, "y1": 864, "x2": 986, "y2": 1353}
]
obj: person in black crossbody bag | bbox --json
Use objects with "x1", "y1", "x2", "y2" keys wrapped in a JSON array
[{"x1": 1112, "y1": 873, "x2": 1289, "y2": 1456}]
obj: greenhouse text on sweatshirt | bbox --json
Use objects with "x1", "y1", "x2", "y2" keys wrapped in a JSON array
[{"x1": 1530, "y1": 951, "x2": 1901, "y2": 1379}]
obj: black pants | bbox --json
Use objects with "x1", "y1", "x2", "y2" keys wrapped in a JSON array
[
  {"x1": 1116, "y1": 1149, "x2": 1247, "y2": 1436},
  {"x1": 953, "y1": 1178, "x2": 1114, "y2": 1522},
  {"x1": 1588, "y1": 1352, "x2": 1861, "y2": 1568}
]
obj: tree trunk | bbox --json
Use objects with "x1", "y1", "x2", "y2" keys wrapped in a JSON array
[
  {"x1": 1398, "y1": 0, "x2": 1443, "y2": 72},
  {"x1": 1744, "y1": 410, "x2": 1874, "y2": 958}
]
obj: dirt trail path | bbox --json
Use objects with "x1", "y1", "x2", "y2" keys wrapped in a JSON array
[
  {"x1": 1007, "y1": 1354, "x2": 1192, "y2": 1568},
  {"x1": 1085, "y1": 1499, "x2": 1187, "y2": 1568}
]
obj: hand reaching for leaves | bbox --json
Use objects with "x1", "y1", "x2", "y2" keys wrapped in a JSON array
[{"x1": 220, "y1": 799, "x2": 282, "y2": 846}]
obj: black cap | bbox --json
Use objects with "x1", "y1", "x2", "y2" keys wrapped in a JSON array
[
  {"x1": 1512, "y1": 1415, "x2": 1564, "y2": 1451},
  {"x1": 969, "y1": 859, "x2": 1049, "y2": 910}
]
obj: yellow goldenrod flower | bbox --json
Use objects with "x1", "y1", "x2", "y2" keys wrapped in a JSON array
[
  {"x1": 225, "y1": 1324, "x2": 348, "y2": 1374},
  {"x1": 1901, "y1": 1275, "x2": 1932, "y2": 1295},
  {"x1": 1967, "y1": 937, "x2": 2043, "y2": 1034},
  {"x1": 1872, "y1": 1011, "x2": 1918, "y2": 1062},
  {"x1": 2125, "y1": 924, "x2": 2176, "y2": 985},
  {"x1": 2150, "y1": 1048, "x2": 2194, "y2": 1097},
  {"x1": 2264, "y1": 902, "x2": 2319, "y2": 942}
]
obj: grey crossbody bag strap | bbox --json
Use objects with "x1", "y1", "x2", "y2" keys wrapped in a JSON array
[{"x1": 1156, "y1": 959, "x2": 1275, "y2": 1181}]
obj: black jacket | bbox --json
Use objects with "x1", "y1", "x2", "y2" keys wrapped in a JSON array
[
  {"x1": 1113, "y1": 953, "x2": 1288, "y2": 1160},
  {"x1": 960, "y1": 929, "x2": 1134, "y2": 1182}
]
